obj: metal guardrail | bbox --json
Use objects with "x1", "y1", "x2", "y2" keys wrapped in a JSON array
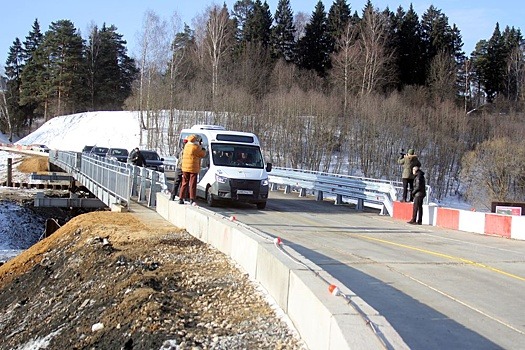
[{"x1": 269, "y1": 168, "x2": 431, "y2": 216}]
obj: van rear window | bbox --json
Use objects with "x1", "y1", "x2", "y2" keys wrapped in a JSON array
[{"x1": 216, "y1": 134, "x2": 254, "y2": 143}]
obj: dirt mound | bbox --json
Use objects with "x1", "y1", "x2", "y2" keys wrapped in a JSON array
[
  {"x1": 0, "y1": 211, "x2": 304, "y2": 349},
  {"x1": 17, "y1": 155, "x2": 49, "y2": 173}
]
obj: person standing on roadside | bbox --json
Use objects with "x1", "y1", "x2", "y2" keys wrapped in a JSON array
[
  {"x1": 131, "y1": 147, "x2": 146, "y2": 167},
  {"x1": 170, "y1": 139, "x2": 187, "y2": 201},
  {"x1": 397, "y1": 148, "x2": 421, "y2": 202},
  {"x1": 178, "y1": 134, "x2": 206, "y2": 204},
  {"x1": 408, "y1": 166, "x2": 426, "y2": 225}
]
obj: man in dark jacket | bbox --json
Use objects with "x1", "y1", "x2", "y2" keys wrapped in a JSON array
[
  {"x1": 131, "y1": 147, "x2": 146, "y2": 167},
  {"x1": 170, "y1": 139, "x2": 187, "y2": 201},
  {"x1": 408, "y1": 166, "x2": 426, "y2": 225},
  {"x1": 397, "y1": 149, "x2": 421, "y2": 202}
]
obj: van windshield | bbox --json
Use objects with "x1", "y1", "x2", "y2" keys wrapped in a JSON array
[{"x1": 211, "y1": 144, "x2": 264, "y2": 169}]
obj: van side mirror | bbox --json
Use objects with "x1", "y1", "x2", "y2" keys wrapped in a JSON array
[{"x1": 266, "y1": 162, "x2": 272, "y2": 172}]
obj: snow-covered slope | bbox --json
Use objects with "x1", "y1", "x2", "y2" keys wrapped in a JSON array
[{"x1": 16, "y1": 111, "x2": 142, "y2": 152}]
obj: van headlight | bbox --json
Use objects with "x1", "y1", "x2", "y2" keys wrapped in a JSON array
[
  {"x1": 261, "y1": 178, "x2": 269, "y2": 186},
  {"x1": 216, "y1": 174, "x2": 228, "y2": 184}
]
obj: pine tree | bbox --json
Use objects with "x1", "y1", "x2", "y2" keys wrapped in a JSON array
[
  {"x1": 22, "y1": 19, "x2": 44, "y2": 62},
  {"x1": 295, "y1": 1, "x2": 330, "y2": 76},
  {"x1": 484, "y1": 24, "x2": 507, "y2": 101},
  {"x1": 420, "y1": 5, "x2": 458, "y2": 83},
  {"x1": 232, "y1": 0, "x2": 255, "y2": 42},
  {"x1": 501, "y1": 26, "x2": 524, "y2": 101},
  {"x1": 392, "y1": 5, "x2": 425, "y2": 87},
  {"x1": 271, "y1": 0, "x2": 296, "y2": 62},
  {"x1": 18, "y1": 19, "x2": 44, "y2": 126},
  {"x1": 86, "y1": 24, "x2": 138, "y2": 110},
  {"x1": 244, "y1": 0, "x2": 272, "y2": 47},
  {"x1": 3, "y1": 39, "x2": 25, "y2": 138},
  {"x1": 326, "y1": 0, "x2": 351, "y2": 54},
  {"x1": 44, "y1": 20, "x2": 87, "y2": 116}
]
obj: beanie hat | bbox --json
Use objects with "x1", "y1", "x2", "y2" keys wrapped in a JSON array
[{"x1": 408, "y1": 149, "x2": 414, "y2": 155}]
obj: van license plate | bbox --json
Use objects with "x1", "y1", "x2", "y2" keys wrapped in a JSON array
[{"x1": 237, "y1": 190, "x2": 253, "y2": 195}]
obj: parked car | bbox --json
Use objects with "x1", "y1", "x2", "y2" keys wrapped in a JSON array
[
  {"x1": 31, "y1": 144, "x2": 50, "y2": 153},
  {"x1": 82, "y1": 145, "x2": 94, "y2": 154},
  {"x1": 141, "y1": 150, "x2": 165, "y2": 172},
  {"x1": 106, "y1": 148, "x2": 129, "y2": 162},
  {"x1": 90, "y1": 146, "x2": 109, "y2": 157}
]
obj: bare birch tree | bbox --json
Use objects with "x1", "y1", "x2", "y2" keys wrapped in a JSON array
[
  {"x1": 506, "y1": 45, "x2": 525, "y2": 102},
  {"x1": 166, "y1": 13, "x2": 189, "y2": 154},
  {"x1": 358, "y1": 7, "x2": 393, "y2": 95},
  {"x1": 428, "y1": 50, "x2": 456, "y2": 102},
  {"x1": 0, "y1": 78, "x2": 13, "y2": 141},
  {"x1": 330, "y1": 22, "x2": 359, "y2": 115},
  {"x1": 202, "y1": 5, "x2": 231, "y2": 107},
  {"x1": 136, "y1": 10, "x2": 169, "y2": 147}
]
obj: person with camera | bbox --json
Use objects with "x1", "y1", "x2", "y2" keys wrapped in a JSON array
[
  {"x1": 178, "y1": 134, "x2": 206, "y2": 205},
  {"x1": 397, "y1": 148, "x2": 421, "y2": 202}
]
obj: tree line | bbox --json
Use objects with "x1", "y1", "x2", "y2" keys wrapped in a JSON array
[
  {"x1": 1, "y1": 0, "x2": 524, "y2": 208},
  {"x1": 0, "y1": 19, "x2": 138, "y2": 140}
]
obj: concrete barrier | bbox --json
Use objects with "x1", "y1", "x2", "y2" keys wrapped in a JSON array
[
  {"x1": 393, "y1": 201, "x2": 525, "y2": 241},
  {"x1": 155, "y1": 193, "x2": 408, "y2": 350}
]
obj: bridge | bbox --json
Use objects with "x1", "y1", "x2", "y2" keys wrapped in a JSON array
[{"x1": 2, "y1": 147, "x2": 525, "y2": 349}]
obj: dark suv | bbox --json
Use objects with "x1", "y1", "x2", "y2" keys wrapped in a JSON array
[
  {"x1": 90, "y1": 146, "x2": 109, "y2": 157},
  {"x1": 82, "y1": 145, "x2": 94, "y2": 154},
  {"x1": 141, "y1": 150, "x2": 164, "y2": 172},
  {"x1": 106, "y1": 148, "x2": 129, "y2": 162}
]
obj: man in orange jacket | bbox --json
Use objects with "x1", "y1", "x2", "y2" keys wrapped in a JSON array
[{"x1": 178, "y1": 134, "x2": 206, "y2": 204}]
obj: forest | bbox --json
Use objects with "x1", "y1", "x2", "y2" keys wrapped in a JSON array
[{"x1": 1, "y1": 0, "x2": 524, "y2": 209}]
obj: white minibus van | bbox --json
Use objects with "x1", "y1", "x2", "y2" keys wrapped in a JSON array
[{"x1": 178, "y1": 125, "x2": 272, "y2": 209}]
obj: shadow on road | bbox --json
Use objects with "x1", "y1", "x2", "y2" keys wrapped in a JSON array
[{"x1": 287, "y1": 243, "x2": 500, "y2": 350}]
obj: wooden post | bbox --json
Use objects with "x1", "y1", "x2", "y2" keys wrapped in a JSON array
[{"x1": 7, "y1": 158, "x2": 12, "y2": 187}]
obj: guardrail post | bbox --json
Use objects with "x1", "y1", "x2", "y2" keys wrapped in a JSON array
[
  {"x1": 356, "y1": 198, "x2": 364, "y2": 211},
  {"x1": 299, "y1": 188, "x2": 307, "y2": 197},
  {"x1": 316, "y1": 190, "x2": 323, "y2": 201},
  {"x1": 335, "y1": 194, "x2": 343, "y2": 205},
  {"x1": 284, "y1": 185, "x2": 291, "y2": 194},
  {"x1": 148, "y1": 171, "x2": 159, "y2": 207},
  {"x1": 131, "y1": 166, "x2": 140, "y2": 197},
  {"x1": 138, "y1": 168, "x2": 148, "y2": 202}
]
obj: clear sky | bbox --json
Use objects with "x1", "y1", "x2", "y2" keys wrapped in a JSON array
[{"x1": 1, "y1": 1, "x2": 523, "y2": 74}]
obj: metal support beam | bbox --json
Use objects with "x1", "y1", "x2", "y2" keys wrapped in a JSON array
[
  {"x1": 34, "y1": 192, "x2": 106, "y2": 208},
  {"x1": 30, "y1": 172, "x2": 74, "y2": 181}
]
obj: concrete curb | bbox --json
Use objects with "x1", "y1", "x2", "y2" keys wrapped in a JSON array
[{"x1": 156, "y1": 193, "x2": 408, "y2": 350}]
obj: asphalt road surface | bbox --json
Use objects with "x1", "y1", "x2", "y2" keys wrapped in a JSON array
[{"x1": 202, "y1": 190, "x2": 525, "y2": 350}]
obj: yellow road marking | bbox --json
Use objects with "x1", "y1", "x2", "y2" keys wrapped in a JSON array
[{"x1": 353, "y1": 234, "x2": 525, "y2": 282}]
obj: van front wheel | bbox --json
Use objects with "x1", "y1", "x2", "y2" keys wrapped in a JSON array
[
  {"x1": 206, "y1": 188, "x2": 217, "y2": 207},
  {"x1": 256, "y1": 201, "x2": 266, "y2": 210}
]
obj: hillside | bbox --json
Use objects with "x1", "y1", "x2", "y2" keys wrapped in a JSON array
[{"x1": 15, "y1": 112, "x2": 143, "y2": 153}]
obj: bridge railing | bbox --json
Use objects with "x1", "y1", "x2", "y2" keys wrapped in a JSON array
[
  {"x1": 48, "y1": 150, "x2": 430, "y2": 213},
  {"x1": 49, "y1": 150, "x2": 167, "y2": 208},
  {"x1": 268, "y1": 167, "x2": 431, "y2": 216}
]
